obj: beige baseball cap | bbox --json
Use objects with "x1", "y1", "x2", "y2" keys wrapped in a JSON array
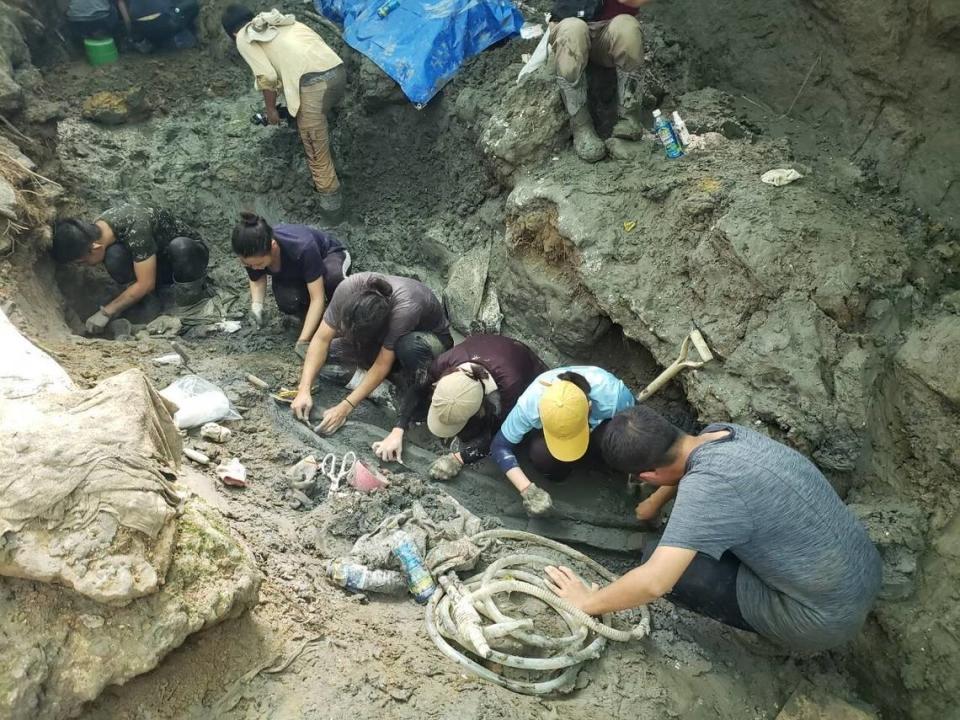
[{"x1": 427, "y1": 370, "x2": 484, "y2": 438}]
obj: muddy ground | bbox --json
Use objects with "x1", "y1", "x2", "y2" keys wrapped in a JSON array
[{"x1": 2, "y1": 0, "x2": 957, "y2": 717}]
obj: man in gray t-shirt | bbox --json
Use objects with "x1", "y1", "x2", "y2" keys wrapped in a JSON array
[
  {"x1": 292, "y1": 272, "x2": 452, "y2": 435},
  {"x1": 544, "y1": 405, "x2": 882, "y2": 652}
]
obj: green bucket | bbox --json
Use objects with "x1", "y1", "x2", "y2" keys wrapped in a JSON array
[{"x1": 84, "y1": 37, "x2": 119, "y2": 66}]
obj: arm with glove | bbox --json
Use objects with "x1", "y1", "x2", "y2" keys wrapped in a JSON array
[{"x1": 248, "y1": 276, "x2": 267, "y2": 328}]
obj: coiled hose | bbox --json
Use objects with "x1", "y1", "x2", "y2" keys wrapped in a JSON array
[{"x1": 425, "y1": 528, "x2": 651, "y2": 695}]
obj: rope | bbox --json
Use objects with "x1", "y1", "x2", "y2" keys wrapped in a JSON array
[{"x1": 425, "y1": 529, "x2": 650, "y2": 695}]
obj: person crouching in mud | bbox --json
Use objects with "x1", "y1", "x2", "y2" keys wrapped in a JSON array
[
  {"x1": 231, "y1": 212, "x2": 350, "y2": 359},
  {"x1": 222, "y1": 4, "x2": 347, "y2": 214},
  {"x1": 489, "y1": 366, "x2": 635, "y2": 516},
  {"x1": 543, "y1": 405, "x2": 883, "y2": 652},
  {"x1": 370, "y1": 334, "x2": 548, "y2": 478},
  {"x1": 52, "y1": 205, "x2": 208, "y2": 334},
  {"x1": 291, "y1": 272, "x2": 453, "y2": 434}
]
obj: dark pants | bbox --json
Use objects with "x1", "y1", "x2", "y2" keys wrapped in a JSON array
[
  {"x1": 130, "y1": 0, "x2": 198, "y2": 43},
  {"x1": 69, "y1": 7, "x2": 120, "y2": 39},
  {"x1": 103, "y1": 236, "x2": 209, "y2": 286},
  {"x1": 641, "y1": 541, "x2": 755, "y2": 632},
  {"x1": 526, "y1": 418, "x2": 613, "y2": 481},
  {"x1": 273, "y1": 250, "x2": 348, "y2": 317}
]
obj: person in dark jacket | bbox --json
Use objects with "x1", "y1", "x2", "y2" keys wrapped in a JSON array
[
  {"x1": 371, "y1": 334, "x2": 548, "y2": 478},
  {"x1": 231, "y1": 212, "x2": 350, "y2": 359},
  {"x1": 126, "y1": 0, "x2": 199, "y2": 50}
]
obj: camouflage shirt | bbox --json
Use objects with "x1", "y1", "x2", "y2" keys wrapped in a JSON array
[{"x1": 97, "y1": 205, "x2": 196, "y2": 264}]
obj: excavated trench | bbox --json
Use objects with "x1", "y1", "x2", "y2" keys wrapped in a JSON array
[{"x1": 2, "y1": 0, "x2": 959, "y2": 718}]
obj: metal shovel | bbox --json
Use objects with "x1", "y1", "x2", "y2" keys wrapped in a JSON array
[{"x1": 637, "y1": 328, "x2": 715, "y2": 401}]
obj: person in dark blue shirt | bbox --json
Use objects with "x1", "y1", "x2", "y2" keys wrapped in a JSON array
[{"x1": 231, "y1": 212, "x2": 350, "y2": 359}]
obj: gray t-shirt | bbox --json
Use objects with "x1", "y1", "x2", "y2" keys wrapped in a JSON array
[
  {"x1": 660, "y1": 423, "x2": 882, "y2": 651},
  {"x1": 323, "y1": 272, "x2": 449, "y2": 350},
  {"x1": 68, "y1": 0, "x2": 114, "y2": 20}
]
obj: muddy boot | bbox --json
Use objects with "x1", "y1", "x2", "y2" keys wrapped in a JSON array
[
  {"x1": 557, "y1": 76, "x2": 605, "y2": 163},
  {"x1": 174, "y1": 275, "x2": 207, "y2": 307},
  {"x1": 317, "y1": 189, "x2": 344, "y2": 222},
  {"x1": 611, "y1": 69, "x2": 645, "y2": 141}
]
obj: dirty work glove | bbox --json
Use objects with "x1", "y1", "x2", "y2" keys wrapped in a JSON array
[
  {"x1": 294, "y1": 340, "x2": 310, "y2": 360},
  {"x1": 84, "y1": 307, "x2": 112, "y2": 335},
  {"x1": 522, "y1": 483, "x2": 553, "y2": 517},
  {"x1": 430, "y1": 453, "x2": 464, "y2": 481},
  {"x1": 248, "y1": 302, "x2": 265, "y2": 329}
]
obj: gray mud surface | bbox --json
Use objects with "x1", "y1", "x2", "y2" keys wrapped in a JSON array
[{"x1": 2, "y1": 0, "x2": 956, "y2": 717}]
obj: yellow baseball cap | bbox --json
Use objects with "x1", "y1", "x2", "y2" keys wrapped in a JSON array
[
  {"x1": 427, "y1": 370, "x2": 484, "y2": 438},
  {"x1": 539, "y1": 380, "x2": 590, "y2": 462}
]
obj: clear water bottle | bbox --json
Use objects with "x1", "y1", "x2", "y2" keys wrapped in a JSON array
[
  {"x1": 392, "y1": 531, "x2": 437, "y2": 604},
  {"x1": 653, "y1": 109, "x2": 684, "y2": 159},
  {"x1": 327, "y1": 559, "x2": 406, "y2": 595}
]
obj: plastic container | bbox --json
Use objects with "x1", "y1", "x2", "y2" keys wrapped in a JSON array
[
  {"x1": 327, "y1": 559, "x2": 406, "y2": 594},
  {"x1": 84, "y1": 38, "x2": 118, "y2": 67},
  {"x1": 671, "y1": 111, "x2": 692, "y2": 147},
  {"x1": 653, "y1": 109, "x2": 684, "y2": 159},
  {"x1": 392, "y1": 531, "x2": 437, "y2": 604}
]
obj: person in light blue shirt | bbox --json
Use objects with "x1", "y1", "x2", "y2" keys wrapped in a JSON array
[{"x1": 489, "y1": 366, "x2": 635, "y2": 516}]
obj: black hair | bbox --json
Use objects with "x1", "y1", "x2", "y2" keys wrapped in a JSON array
[
  {"x1": 439, "y1": 362, "x2": 491, "y2": 384},
  {"x1": 557, "y1": 370, "x2": 591, "y2": 398},
  {"x1": 342, "y1": 276, "x2": 393, "y2": 359},
  {"x1": 52, "y1": 218, "x2": 101, "y2": 263},
  {"x1": 231, "y1": 212, "x2": 273, "y2": 257},
  {"x1": 221, "y1": 4, "x2": 255, "y2": 36},
  {"x1": 601, "y1": 405, "x2": 683, "y2": 473}
]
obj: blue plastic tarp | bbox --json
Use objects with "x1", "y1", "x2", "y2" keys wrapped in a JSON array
[{"x1": 314, "y1": 0, "x2": 523, "y2": 106}]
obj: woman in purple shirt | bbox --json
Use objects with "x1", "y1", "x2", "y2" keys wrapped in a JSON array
[{"x1": 232, "y1": 212, "x2": 350, "y2": 358}]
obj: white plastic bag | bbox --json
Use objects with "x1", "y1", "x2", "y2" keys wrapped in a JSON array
[
  {"x1": 159, "y1": 375, "x2": 241, "y2": 429},
  {"x1": 517, "y1": 26, "x2": 551, "y2": 83},
  {"x1": 761, "y1": 168, "x2": 803, "y2": 187}
]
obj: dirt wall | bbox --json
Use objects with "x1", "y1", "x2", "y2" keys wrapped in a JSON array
[{"x1": 648, "y1": 0, "x2": 960, "y2": 231}]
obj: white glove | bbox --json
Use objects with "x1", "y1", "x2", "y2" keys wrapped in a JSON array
[
  {"x1": 522, "y1": 483, "x2": 553, "y2": 516},
  {"x1": 249, "y1": 302, "x2": 265, "y2": 328},
  {"x1": 84, "y1": 308, "x2": 111, "y2": 335},
  {"x1": 429, "y1": 453, "x2": 464, "y2": 481}
]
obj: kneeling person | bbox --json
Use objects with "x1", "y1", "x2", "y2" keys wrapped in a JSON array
[
  {"x1": 232, "y1": 212, "x2": 349, "y2": 358},
  {"x1": 371, "y1": 334, "x2": 547, "y2": 475},
  {"x1": 52, "y1": 204, "x2": 208, "y2": 334},
  {"x1": 489, "y1": 366, "x2": 635, "y2": 516},
  {"x1": 291, "y1": 272, "x2": 452, "y2": 434},
  {"x1": 545, "y1": 405, "x2": 883, "y2": 652}
]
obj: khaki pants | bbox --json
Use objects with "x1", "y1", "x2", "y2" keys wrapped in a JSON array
[
  {"x1": 550, "y1": 15, "x2": 644, "y2": 83},
  {"x1": 296, "y1": 64, "x2": 347, "y2": 195}
]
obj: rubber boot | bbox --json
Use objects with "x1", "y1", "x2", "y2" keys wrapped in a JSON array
[
  {"x1": 318, "y1": 188, "x2": 343, "y2": 221},
  {"x1": 173, "y1": 275, "x2": 206, "y2": 307},
  {"x1": 557, "y1": 76, "x2": 605, "y2": 163},
  {"x1": 611, "y1": 69, "x2": 645, "y2": 141}
]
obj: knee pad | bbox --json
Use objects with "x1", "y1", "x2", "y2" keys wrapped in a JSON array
[
  {"x1": 167, "y1": 236, "x2": 209, "y2": 282},
  {"x1": 103, "y1": 244, "x2": 136, "y2": 285}
]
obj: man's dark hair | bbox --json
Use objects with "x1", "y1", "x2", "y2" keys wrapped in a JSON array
[
  {"x1": 221, "y1": 4, "x2": 254, "y2": 36},
  {"x1": 342, "y1": 276, "x2": 393, "y2": 358},
  {"x1": 231, "y1": 211, "x2": 273, "y2": 257},
  {"x1": 51, "y1": 218, "x2": 101, "y2": 263},
  {"x1": 557, "y1": 370, "x2": 591, "y2": 398},
  {"x1": 602, "y1": 405, "x2": 682, "y2": 473}
]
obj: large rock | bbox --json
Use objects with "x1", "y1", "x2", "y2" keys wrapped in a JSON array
[
  {"x1": 0, "y1": 498, "x2": 260, "y2": 720},
  {"x1": 503, "y1": 127, "x2": 908, "y2": 471}
]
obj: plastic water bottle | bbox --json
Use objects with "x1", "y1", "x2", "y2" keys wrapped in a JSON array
[
  {"x1": 653, "y1": 109, "x2": 684, "y2": 159},
  {"x1": 377, "y1": 0, "x2": 399, "y2": 17},
  {"x1": 392, "y1": 532, "x2": 437, "y2": 604},
  {"x1": 671, "y1": 111, "x2": 692, "y2": 147},
  {"x1": 327, "y1": 559, "x2": 406, "y2": 595}
]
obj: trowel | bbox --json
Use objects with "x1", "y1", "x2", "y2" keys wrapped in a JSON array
[{"x1": 637, "y1": 328, "x2": 715, "y2": 401}]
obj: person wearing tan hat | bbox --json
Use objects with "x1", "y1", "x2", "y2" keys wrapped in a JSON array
[
  {"x1": 370, "y1": 334, "x2": 547, "y2": 475},
  {"x1": 489, "y1": 366, "x2": 635, "y2": 516}
]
